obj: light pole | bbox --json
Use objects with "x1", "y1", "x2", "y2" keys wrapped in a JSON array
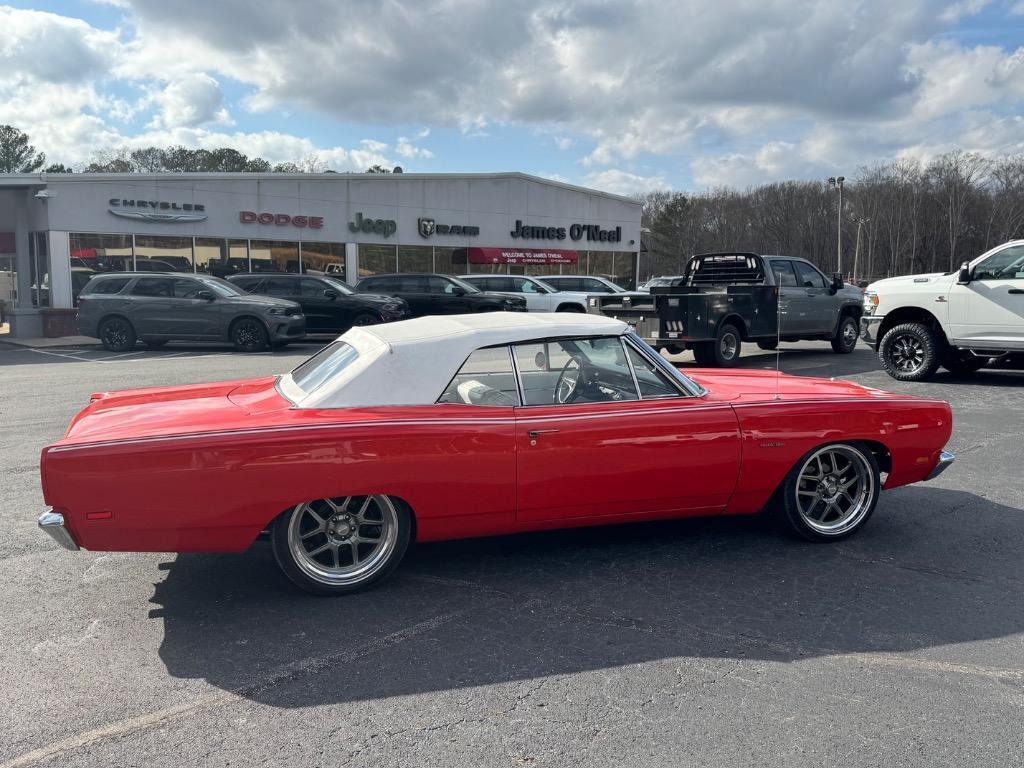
[
  {"x1": 828, "y1": 176, "x2": 845, "y2": 276},
  {"x1": 851, "y1": 216, "x2": 869, "y2": 284}
]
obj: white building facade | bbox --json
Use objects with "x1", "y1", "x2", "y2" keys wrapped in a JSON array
[{"x1": 0, "y1": 172, "x2": 642, "y2": 338}]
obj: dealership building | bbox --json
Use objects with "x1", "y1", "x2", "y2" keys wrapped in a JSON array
[{"x1": 0, "y1": 172, "x2": 642, "y2": 338}]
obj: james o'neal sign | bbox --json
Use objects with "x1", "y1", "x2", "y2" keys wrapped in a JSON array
[{"x1": 510, "y1": 219, "x2": 623, "y2": 243}]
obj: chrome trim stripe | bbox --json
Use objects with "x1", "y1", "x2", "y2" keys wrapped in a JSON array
[{"x1": 38, "y1": 511, "x2": 79, "y2": 551}]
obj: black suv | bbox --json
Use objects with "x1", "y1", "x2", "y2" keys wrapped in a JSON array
[
  {"x1": 354, "y1": 274, "x2": 528, "y2": 317},
  {"x1": 228, "y1": 273, "x2": 410, "y2": 334}
]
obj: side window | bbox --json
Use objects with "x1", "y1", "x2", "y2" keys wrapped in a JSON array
[
  {"x1": 131, "y1": 277, "x2": 172, "y2": 297},
  {"x1": 973, "y1": 246, "x2": 1024, "y2": 280},
  {"x1": 488, "y1": 277, "x2": 515, "y2": 292},
  {"x1": 770, "y1": 260, "x2": 799, "y2": 287},
  {"x1": 513, "y1": 337, "x2": 639, "y2": 405},
  {"x1": 580, "y1": 278, "x2": 606, "y2": 293},
  {"x1": 232, "y1": 278, "x2": 261, "y2": 293},
  {"x1": 437, "y1": 347, "x2": 519, "y2": 406},
  {"x1": 86, "y1": 277, "x2": 131, "y2": 295},
  {"x1": 300, "y1": 278, "x2": 326, "y2": 298},
  {"x1": 795, "y1": 262, "x2": 827, "y2": 289},
  {"x1": 359, "y1": 278, "x2": 382, "y2": 292},
  {"x1": 264, "y1": 278, "x2": 297, "y2": 297},
  {"x1": 173, "y1": 279, "x2": 204, "y2": 299},
  {"x1": 625, "y1": 344, "x2": 681, "y2": 398},
  {"x1": 511, "y1": 278, "x2": 541, "y2": 294}
]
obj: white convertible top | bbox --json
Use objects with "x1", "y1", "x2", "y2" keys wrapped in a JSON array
[{"x1": 281, "y1": 312, "x2": 629, "y2": 408}]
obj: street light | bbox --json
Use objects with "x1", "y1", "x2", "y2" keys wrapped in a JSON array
[
  {"x1": 851, "y1": 215, "x2": 869, "y2": 284},
  {"x1": 827, "y1": 176, "x2": 845, "y2": 276}
]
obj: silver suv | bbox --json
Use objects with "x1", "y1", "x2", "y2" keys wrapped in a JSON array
[{"x1": 77, "y1": 273, "x2": 306, "y2": 352}]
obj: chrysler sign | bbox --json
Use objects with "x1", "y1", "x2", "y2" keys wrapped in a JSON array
[{"x1": 108, "y1": 198, "x2": 207, "y2": 223}]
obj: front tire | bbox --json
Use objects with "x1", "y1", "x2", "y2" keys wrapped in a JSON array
[
  {"x1": 777, "y1": 443, "x2": 881, "y2": 542},
  {"x1": 98, "y1": 317, "x2": 136, "y2": 352},
  {"x1": 878, "y1": 322, "x2": 942, "y2": 381},
  {"x1": 231, "y1": 317, "x2": 269, "y2": 352},
  {"x1": 271, "y1": 495, "x2": 411, "y2": 596},
  {"x1": 351, "y1": 313, "x2": 380, "y2": 327},
  {"x1": 831, "y1": 315, "x2": 858, "y2": 354}
]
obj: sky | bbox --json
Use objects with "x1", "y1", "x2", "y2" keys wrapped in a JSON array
[{"x1": 1, "y1": 0, "x2": 1022, "y2": 196}]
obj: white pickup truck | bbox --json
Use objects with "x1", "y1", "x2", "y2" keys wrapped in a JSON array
[{"x1": 861, "y1": 240, "x2": 1024, "y2": 380}]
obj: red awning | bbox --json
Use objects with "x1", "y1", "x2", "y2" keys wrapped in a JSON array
[
  {"x1": 467, "y1": 247, "x2": 577, "y2": 266},
  {"x1": 71, "y1": 248, "x2": 98, "y2": 259}
]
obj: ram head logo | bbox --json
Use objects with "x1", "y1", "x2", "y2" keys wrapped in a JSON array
[{"x1": 418, "y1": 218, "x2": 436, "y2": 238}]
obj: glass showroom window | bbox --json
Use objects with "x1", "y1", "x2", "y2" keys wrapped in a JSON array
[
  {"x1": 398, "y1": 245, "x2": 433, "y2": 273},
  {"x1": 29, "y1": 232, "x2": 49, "y2": 308},
  {"x1": 358, "y1": 244, "x2": 397, "y2": 278},
  {"x1": 69, "y1": 233, "x2": 133, "y2": 274},
  {"x1": 440, "y1": 247, "x2": 466, "y2": 275},
  {"x1": 300, "y1": 242, "x2": 346, "y2": 277},
  {"x1": 134, "y1": 235, "x2": 193, "y2": 273},
  {"x1": 195, "y1": 237, "x2": 226, "y2": 276},
  {"x1": 250, "y1": 240, "x2": 298, "y2": 273}
]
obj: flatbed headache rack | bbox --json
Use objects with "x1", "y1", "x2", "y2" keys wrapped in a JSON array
[{"x1": 588, "y1": 251, "x2": 779, "y2": 351}]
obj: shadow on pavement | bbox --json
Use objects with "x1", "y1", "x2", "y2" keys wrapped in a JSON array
[{"x1": 152, "y1": 486, "x2": 1023, "y2": 708}]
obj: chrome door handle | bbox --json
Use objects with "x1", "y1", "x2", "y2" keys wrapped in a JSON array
[{"x1": 528, "y1": 429, "x2": 559, "y2": 438}]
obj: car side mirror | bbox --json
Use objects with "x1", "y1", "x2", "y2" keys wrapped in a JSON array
[
  {"x1": 831, "y1": 273, "x2": 844, "y2": 292},
  {"x1": 957, "y1": 262, "x2": 972, "y2": 284},
  {"x1": 451, "y1": 287, "x2": 466, "y2": 296},
  {"x1": 196, "y1": 290, "x2": 215, "y2": 301},
  {"x1": 323, "y1": 289, "x2": 338, "y2": 300}
]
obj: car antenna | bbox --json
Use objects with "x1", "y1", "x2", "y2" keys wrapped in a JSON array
[{"x1": 774, "y1": 285, "x2": 782, "y2": 400}]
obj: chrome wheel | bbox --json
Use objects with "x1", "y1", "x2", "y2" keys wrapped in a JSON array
[
  {"x1": 794, "y1": 445, "x2": 875, "y2": 535},
  {"x1": 842, "y1": 322, "x2": 857, "y2": 345},
  {"x1": 888, "y1": 333, "x2": 925, "y2": 373},
  {"x1": 719, "y1": 330, "x2": 739, "y2": 360},
  {"x1": 286, "y1": 496, "x2": 399, "y2": 587}
]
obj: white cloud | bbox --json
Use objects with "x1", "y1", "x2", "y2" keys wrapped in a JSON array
[
  {"x1": 395, "y1": 136, "x2": 434, "y2": 159},
  {"x1": 149, "y1": 73, "x2": 230, "y2": 128},
  {"x1": 582, "y1": 169, "x2": 669, "y2": 196},
  {"x1": 554, "y1": 136, "x2": 573, "y2": 150}
]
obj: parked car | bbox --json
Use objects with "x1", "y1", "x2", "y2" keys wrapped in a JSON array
[
  {"x1": 638, "y1": 275, "x2": 684, "y2": 292},
  {"x1": 355, "y1": 273, "x2": 527, "y2": 316},
  {"x1": 38, "y1": 313, "x2": 954, "y2": 596},
  {"x1": 77, "y1": 273, "x2": 306, "y2": 353},
  {"x1": 458, "y1": 274, "x2": 589, "y2": 312},
  {"x1": 228, "y1": 273, "x2": 409, "y2": 334},
  {"x1": 591, "y1": 252, "x2": 863, "y2": 366},
  {"x1": 541, "y1": 274, "x2": 638, "y2": 294},
  {"x1": 861, "y1": 240, "x2": 1024, "y2": 381}
]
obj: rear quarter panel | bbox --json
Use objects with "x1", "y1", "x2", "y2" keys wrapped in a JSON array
[
  {"x1": 725, "y1": 397, "x2": 952, "y2": 514},
  {"x1": 41, "y1": 405, "x2": 516, "y2": 553}
]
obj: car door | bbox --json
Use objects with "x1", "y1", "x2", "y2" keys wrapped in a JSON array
[
  {"x1": 948, "y1": 244, "x2": 1024, "y2": 347},
  {"x1": 767, "y1": 259, "x2": 803, "y2": 335},
  {"x1": 512, "y1": 336, "x2": 742, "y2": 521},
  {"x1": 127, "y1": 277, "x2": 175, "y2": 337},
  {"x1": 793, "y1": 261, "x2": 834, "y2": 334},
  {"x1": 510, "y1": 277, "x2": 553, "y2": 311},
  {"x1": 298, "y1": 277, "x2": 340, "y2": 332},
  {"x1": 426, "y1": 276, "x2": 474, "y2": 314},
  {"x1": 171, "y1": 278, "x2": 219, "y2": 338}
]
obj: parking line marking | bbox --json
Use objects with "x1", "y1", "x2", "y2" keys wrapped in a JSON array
[{"x1": 0, "y1": 611, "x2": 461, "y2": 768}]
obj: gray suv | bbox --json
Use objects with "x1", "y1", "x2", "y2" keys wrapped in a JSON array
[{"x1": 77, "y1": 273, "x2": 306, "y2": 352}]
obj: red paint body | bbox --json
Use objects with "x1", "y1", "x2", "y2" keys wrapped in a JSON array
[{"x1": 40, "y1": 370, "x2": 952, "y2": 553}]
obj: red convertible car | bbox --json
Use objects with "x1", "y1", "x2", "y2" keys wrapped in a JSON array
[{"x1": 38, "y1": 313, "x2": 954, "y2": 595}]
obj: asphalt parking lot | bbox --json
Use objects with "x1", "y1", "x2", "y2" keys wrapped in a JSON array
[{"x1": 2, "y1": 338, "x2": 1022, "y2": 767}]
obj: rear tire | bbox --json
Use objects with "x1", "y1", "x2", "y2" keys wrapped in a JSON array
[
  {"x1": 351, "y1": 313, "x2": 380, "y2": 327},
  {"x1": 831, "y1": 315, "x2": 859, "y2": 354},
  {"x1": 231, "y1": 317, "x2": 269, "y2": 352},
  {"x1": 271, "y1": 495, "x2": 412, "y2": 596},
  {"x1": 878, "y1": 322, "x2": 941, "y2": 381},
  {"x1": 701, "y1": 322, "x2": 741, "y2": 367},
  {"x1": 98, "y1": 317, "x2": 136, "y2": 352},
  {"x1": 776, "y1": 442, "x2": 881, "y2": 542}
]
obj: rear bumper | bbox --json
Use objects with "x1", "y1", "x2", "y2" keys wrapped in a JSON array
[
  {"x1": 38, "y1": 511, "x2": 80, "y2": 551},
  {"x1": 860, "y1": 316, "x2": 883, "y2": 349},
  {"x1": 926, "y1": 450, "x2": 955, "y2": 480}
]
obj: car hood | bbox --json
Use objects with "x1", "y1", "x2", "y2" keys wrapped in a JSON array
[
  {"x1": 866, "y1": 272, "x2": 951, "y2": 291},
  {"x1": 690, "y1": 368, "x2": 908, "y2": 404}
]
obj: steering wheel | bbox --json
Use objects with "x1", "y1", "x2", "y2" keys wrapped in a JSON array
[{"x1": 555, "y1": 356, "x2": 585, "y2": 404}]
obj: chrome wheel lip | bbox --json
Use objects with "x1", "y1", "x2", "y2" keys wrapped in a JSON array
[
  {"x1": 287, "y1": 495, "x2": 399, "y2": 586},
  {"x1": 794, "y1": 445, "x2": 875, "y2": 535},
  {"x1": 842, "y1": 321, "x2": 857, "y2": 345}
]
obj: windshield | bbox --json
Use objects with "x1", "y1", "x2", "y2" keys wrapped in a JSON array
[
  {"x1": 603, "y1": 279, "x2": 628, "y2": 293},
  {"x1": 197, "y1": 276, "x2": 245, "y2": 297},
  {"x1": 322, "y1": 276, "x2": 355, "y2": 295},
  {"x1": 627, "y1": 333, "x2": 706, "y2": 396},
  {"x1": 289, "y1": 341, "x2": 359, "y2": 395}
]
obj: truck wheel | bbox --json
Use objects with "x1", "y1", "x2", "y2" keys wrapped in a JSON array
[
  {"x1": 98, "y1": 316, "x2": 136, "y2": 352},
  {"x1": 757, "y1": 340, "x2": 778, "y2": 351},
  {"x1": 831, "y1": 315, "x2": 859, "y2": 353},
  {"x1": 941, "y1": 353, "x2": 988, "y2": 377},
  {"x1": 878, "y1": 322, "x2": 941, "y2": 381},
  {"x1": 697, "y1": 322, "x2": 741, "y2": 367}
]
